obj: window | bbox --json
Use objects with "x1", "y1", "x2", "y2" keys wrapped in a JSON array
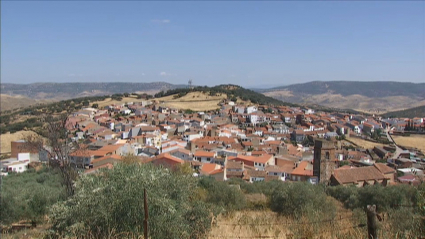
[
  {"x1": 325, "y1": 152, "x2": 330, "y2": 160},
  {"x1": 274, "y1": 172, "x2": 278, "y2": 176}
]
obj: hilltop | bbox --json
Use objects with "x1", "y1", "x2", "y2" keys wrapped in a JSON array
[
  {"x1": 155, "y1": 84, "x2": 298, "y2": 107},
  {"x1": 261, "y1": 81, "x2": 425, "y2": 113}
]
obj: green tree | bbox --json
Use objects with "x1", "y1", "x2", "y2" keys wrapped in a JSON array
[
  {"x1": 48, "y1": 163, "x2": 214, "y2": 239},
  {"x1": 270, "y1": 182, "x2": 336, "y2": 219},
  {"x1": 0, "y1": 167, "x2": 66, "y2": 225}
]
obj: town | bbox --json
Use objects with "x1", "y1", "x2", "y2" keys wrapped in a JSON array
[{"x1": 3, "y1": 92, "x2": 424, "y2": 187}]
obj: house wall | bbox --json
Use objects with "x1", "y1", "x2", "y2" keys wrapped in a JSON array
[
  {"x1": 11, "y1": 141, "x2": 37, "y2": 158},
  {"x1": 6, "y1": 162, "x2": 29, "y2": 173},
  {"x1": 212, "y1": 171, "x2": 226, "y2": 181},
  {"x1": 70, "y1": 156, "x2": 94, "y2": 168},
  {"x1": 170, "y1": 151, "x2": 191, "y2": 161},
  {"x1": 195, "y1": 156, "x2": 216, "y2": 163}
]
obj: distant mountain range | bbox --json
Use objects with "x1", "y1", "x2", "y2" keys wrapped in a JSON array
[
  {"x1": 1, "y1": 82, "x2": 186, "y2": 100},
  {"x1": 1, "y1": 81, "x2": 425, "y2": 117},
  {"x1": 260, "y1": 81, "x2": 425, "y2": 114}
]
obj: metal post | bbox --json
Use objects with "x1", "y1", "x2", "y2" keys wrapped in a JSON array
[{"x1": 144, "y1": 188, "x2": 149, "y2": 239}]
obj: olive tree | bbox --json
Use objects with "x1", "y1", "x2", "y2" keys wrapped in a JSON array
[{"x1": 48, "y1": 163, "x2": 214, "y2": 239}]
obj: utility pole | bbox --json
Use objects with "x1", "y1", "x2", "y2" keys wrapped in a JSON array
[{"x1": 144, "y1": 188, "x2": 149, "y2": 239}]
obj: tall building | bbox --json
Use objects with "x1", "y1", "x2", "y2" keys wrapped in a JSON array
[{"x1": 313, "y1": 139, "x2": 337, "y2": 184}]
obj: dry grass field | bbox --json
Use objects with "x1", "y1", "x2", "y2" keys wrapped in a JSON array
[
  {"x1": 392, "y1": 134, "x2": 425, "y2": 153},
  {"x1": 0, "y1": 94, "x2": 53, "y2": 112},
  {"x1": 0, "y1": 130, "x2": 39, "y2": 154},
  {"x1": 207, "y1": 199, "x2": 367, "y2": 239},
  {"x1": 92, "y1": 96, "x2": 141, "y2": 108},
  {"x1": 156, "y1": 92, "x2": 228, "y2": 111},
  {"x1": 345, "y1": 137, "x2": 386, "y2": 149}
]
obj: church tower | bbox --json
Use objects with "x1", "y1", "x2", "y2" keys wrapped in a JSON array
[{"x1": 313, "y1": 139, "x2": 336, "y2": 184}]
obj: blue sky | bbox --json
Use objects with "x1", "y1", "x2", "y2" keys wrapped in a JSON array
[{"x1": 2, "y1": 1, "x2": 424, "y2": 87}]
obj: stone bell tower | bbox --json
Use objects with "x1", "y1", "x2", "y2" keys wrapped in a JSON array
[{"x1": 313, "y1": 139, "x2": 336, "y2": 184}]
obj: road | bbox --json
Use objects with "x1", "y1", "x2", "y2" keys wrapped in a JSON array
[{"x1": 384, "y1": 128, "x2": 404, "y2": 160}]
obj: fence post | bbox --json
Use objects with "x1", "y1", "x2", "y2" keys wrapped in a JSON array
[
  {"x1": 366, "y1": 205, "x2": 378, "y2": 239},
  {"x1": 144, "y1": 188, "x2": 149, "y2": 239}
]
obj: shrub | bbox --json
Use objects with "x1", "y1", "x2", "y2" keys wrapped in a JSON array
[
  {"x1": 198, "y1": 176, "x2": 247, "y2": 213},
  {"x1": 327, "y1": 184, "x2": 419, "y2": 212},
  {"x1": 0, "y1": 167, "x2": 67, "y2": 225},
  {"x1": 48, "y1": 164, "x2": 214, "y2": 239},
  {"x1": 270, "y1": 182, "x2": 336, "y2": 219}
]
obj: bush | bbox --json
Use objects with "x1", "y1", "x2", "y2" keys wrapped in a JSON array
[
  {"x1": 326, "y1": 184, "x2": 419, "y2": 212},
  {"x1": 0, "y1": 167, "x2": 67, "y2": 225},
  {"x1": 198, "y1": 177, "x2": 247, "y2": 213},
  {"x1": 48, "y1": 164, "x2": 214, "y2": 239},
  {"x1": 270, "y1": 182, "x2": 336, "y2": 219}
]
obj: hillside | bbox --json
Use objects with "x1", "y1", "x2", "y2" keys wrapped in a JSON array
[
  {"x1": 381, "y1": 105, "x2": 425, "y2": 118},
  {"x1": 261, "y1": 81, "x2": 425, "y2": 113},
  {"x1": 1, "y1": 82, "x2": 184, "y2": 100},
  {"x1": 155, "y1": 84, "x2": 298, "y2": 107},
  {"x1": 0, "y1": 94, "x2": 53, "y2": 112}
]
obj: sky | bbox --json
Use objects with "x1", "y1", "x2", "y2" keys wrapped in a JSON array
[{"x1": 1, "y1": 1, "x2": 425, "y2": 87}]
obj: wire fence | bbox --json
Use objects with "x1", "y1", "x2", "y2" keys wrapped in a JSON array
[
  {"x1": 215, "y1": 215, "x2": 359, "y2": 226},
  {"x1": 208, "y1": 207, "x2": 424, "y2": 239}
]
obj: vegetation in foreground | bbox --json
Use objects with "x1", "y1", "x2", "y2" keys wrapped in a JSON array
[
  {"x1": 1, "y1": 162, "x2": 424, "y2": 239},
  {"x1": 0, "y1": 167, "x2": 67, "y2": 225}
]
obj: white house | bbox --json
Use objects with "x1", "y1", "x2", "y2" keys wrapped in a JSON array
[
  {"x1": 246, "y1": 106, "x2": 258, "y2": 114},
  {"x1": 194, "y1": 151, "x2": 218, "y2": 163},
  {"x1": 1, "y1": 159, "x2": 30, "y2": 173},
  {"x1": 249, "y1": 113, "x2": 259, "y2": 126}
]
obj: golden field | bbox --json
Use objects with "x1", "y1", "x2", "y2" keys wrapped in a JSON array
[
  {"x1": 345, "y1": 137, "x2": 386, "y2": 149},
  {"x1": 156, "y1": 92, "x2": 227, "y2": 111},
  {"x1": 92, "y1": 96, "x2": 140, "y2": 108},
  {"x1": 392, "y1": 134, "x2": 425, "y2": 153}
]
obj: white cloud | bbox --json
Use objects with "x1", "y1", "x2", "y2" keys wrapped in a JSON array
[
  {"x1": 142, "y1": 73, "x2": 146, "y2": 76},
  {"x1": 159, "y1": 72, "x2": 177, "y2": 77},
  {"x1": 68, "y1": 73, "x2": 76, "y2": 77},
  {"x1": 151, "y1": 19, "x2": 170, "y2": 24}
]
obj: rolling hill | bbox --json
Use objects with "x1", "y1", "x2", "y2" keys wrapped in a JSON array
[
  {"x1": 0, "y1": 94, "x2": 53, "y2": 112},
  {"x1": 261, "y1": 81, "x2": 425, "y2": 113},
  {"x1": 381, "y1": 105, "x2": 425, "y2": 118},
  {"x1": 1, "y1": 82, "x2": 185, "y2": 100}
]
